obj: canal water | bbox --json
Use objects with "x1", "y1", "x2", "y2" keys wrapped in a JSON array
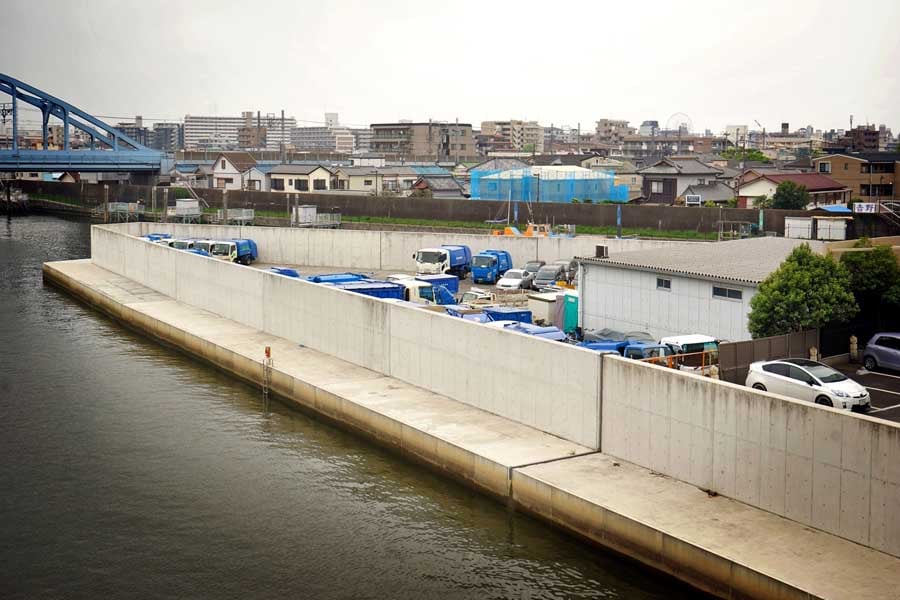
[{"x1": 0, "y1": 215, "x2": 694, "y2": 599}]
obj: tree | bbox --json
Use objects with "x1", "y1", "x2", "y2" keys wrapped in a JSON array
[
  {"x1": 771, "y1": 180, "x2": 810, "y2": 210},
  {"x1": 748, "y1": 244, "x2": 858, "y2": 338},
  {"x1": 754, "y1": 194, "x2": 773, "y2": 209},
  {"x1": 840, "y1": 240, "x2": 900, "y2": 321},
  {"x1": 721, "y1": 147, "x2": 770, "y2": 162}
]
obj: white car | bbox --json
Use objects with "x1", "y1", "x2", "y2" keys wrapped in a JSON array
[
  {"x1": 496, "y1": 269, "x2": 533, "y2": 290},
  {"x1": 745, "y1": 358, "x2": 870, "y2": 412}
]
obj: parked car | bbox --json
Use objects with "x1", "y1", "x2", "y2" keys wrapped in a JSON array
[
  {"x1": 551, "y1": 259, "x2": 578, "y2": 283},
  {"x1": 533, "y1": 264, "x2": 566, "y2": 290},
  {"x1": 745, "y1": 358, "x2": 870, "y2": 412},
  {"x1": 522, "y1": 260, "x2": 545, "y2": 278},
  {"x1": 496, "y1": 268, "x2": 534, "y2": 290},
  {"x1": 863, "y1": 333, "x2": 900, "y2": 372}
]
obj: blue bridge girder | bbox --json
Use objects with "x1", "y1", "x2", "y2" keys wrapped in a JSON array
[{"x1": 0, "y1": 72, "x2": 163, "y2": 173}]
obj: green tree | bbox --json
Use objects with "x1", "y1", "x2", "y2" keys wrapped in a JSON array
[
  {"x1": 754, "y1": 194, "x2": 773, "y2": 209},
  {"x1": 771, "y1": 180, "x2": 810, "y2": 210},
  {"x1": 748, "y1": 244, "x2": 858, "y2": 337},
  {"x1": 721, "y1": 147, "x2": 770, "y2": 162},
  {"x1": 840, "y1": 240, "x2": 900, "y2": 320}
]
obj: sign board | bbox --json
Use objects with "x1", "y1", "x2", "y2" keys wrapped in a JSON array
[
  {"x1": 853, "y1": 202, "x2": 878, "y2": 214},
  {"x1": 685, "y1": 194, "x2": 702, "y2": 206}
]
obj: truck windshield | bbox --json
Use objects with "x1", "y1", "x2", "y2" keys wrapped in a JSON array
[
  {"x1": 194, "y1": 242, "x2": 212, "y2": 252},
  {"x1": 472, "y1": 256, "x2": 496, "y2": 267},
  {"x1": 416, "y1": 251, "x2": 444, "y2": 263},
  {"x1": 212, "y1": 243, "x2": 233, "y2": 256}
]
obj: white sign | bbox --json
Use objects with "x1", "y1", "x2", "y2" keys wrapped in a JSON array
[
  {"x1": 685, "y1": 194, "x2": 702, "y2": 206},
  {"x1": 853, "y1": 202, "x2": 878, "y2": 214}
]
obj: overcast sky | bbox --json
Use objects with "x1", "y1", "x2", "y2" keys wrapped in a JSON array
[{"x1": 3, "y1": 0, "x2": 899, "y2": 133}]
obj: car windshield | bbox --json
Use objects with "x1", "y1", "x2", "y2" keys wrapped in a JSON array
[
  {"x1": 524, "y1": 262, "x2": 542, "y2": 272},
  {"x1": 536, "y1": 266, "x2": 559, "y2": 277},
  {"x1": 504, "y1": 271, "x2": 523, "y2": 279},
  {"x1": 805, "y1": 364, "x2": 848, "y2": 383},
  {"x1": 171, "y1": 241, "x2": 189, "y2": 249},
  {"x1": 212, "y1": 243, "x2": 232, "y2": 256},
  {"x1": 472, "y1": 256, "x2": 495, "y2": 267},
  {"x1": 416, "y1": 251, "x2": 444, "y2": 263}
]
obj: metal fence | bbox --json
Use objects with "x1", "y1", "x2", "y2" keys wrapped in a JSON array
[{"x1": 718, "y1": 330, "x2": 819, "y2": 384}]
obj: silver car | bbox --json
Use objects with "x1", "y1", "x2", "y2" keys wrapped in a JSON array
[
  {"x1": 863, "y1": 333, "x2": 900, "y2": 372},
  {"x1": 745, "y1": 358, "x2": 870, "y2": 412}
]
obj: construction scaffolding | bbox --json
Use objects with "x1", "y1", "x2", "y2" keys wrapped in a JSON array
[{"x1": 470, "y1": 166, "x2": 629, "y2": 203}]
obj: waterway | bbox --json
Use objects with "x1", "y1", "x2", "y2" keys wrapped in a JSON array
[{"x1": 0, "y1": 215, "x2": 695, "y2": 599}]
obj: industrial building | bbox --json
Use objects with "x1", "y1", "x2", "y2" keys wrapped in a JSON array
[{"x1": 578, "y1": 237, "x2": 822, "y2": 342}]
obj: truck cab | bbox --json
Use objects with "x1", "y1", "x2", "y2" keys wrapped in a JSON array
[
  {"x1": 397, "y1": 279, "x2": 456, "y2": 305},
  {"x1": 413, "y1": 245, "x2": 472, "y2": 279},
  {"x1": 471, "y1": 249, "x2": 512, "y2": 284},
  {"x1": 210, "y1": 239, "x2": 258, "y2": 265}
]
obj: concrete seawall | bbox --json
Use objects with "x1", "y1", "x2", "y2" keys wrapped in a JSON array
[{"x1": 43, "y1": 256, "x2": 900, "y2": 600}]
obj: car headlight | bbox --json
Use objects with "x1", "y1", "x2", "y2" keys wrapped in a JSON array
[{"x1": 833, "y1": 390, "x2": 848, "y2": 397}]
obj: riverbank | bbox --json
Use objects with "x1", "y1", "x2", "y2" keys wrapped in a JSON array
[{"x1": 43, "y1": 257, "x2": 900, "y2": 600}]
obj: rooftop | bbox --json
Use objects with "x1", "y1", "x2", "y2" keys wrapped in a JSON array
[
  {"x1": 215, "y1": 151, "x2": 257, "y2": 172},
  {"x1": 638, "y1": 157, "x2": 722, "y2": 176},
  {"x1": 752, "y1": 173, "x2": 849, "y2": 192},
  {"x1": 818, "y1": 152, "x2": 900, "y2": 163},
  {"x1": 580, "y1": 237, "x2": 825, "y2": 286},
  {"x1": 682, "y1": 181, "x2": 735, "y2": 203},
  {"x1": 269, "y1": 164, "x2": 333, "y2": 175}
]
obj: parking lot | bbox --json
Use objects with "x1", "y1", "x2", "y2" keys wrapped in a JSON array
[{"x1": 832, "y1": 361, "x2": 900, "y2": 423}]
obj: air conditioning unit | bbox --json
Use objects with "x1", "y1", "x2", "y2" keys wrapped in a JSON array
[{"x1": 595, "y1": 245, "x2": 609, "y2": 259}]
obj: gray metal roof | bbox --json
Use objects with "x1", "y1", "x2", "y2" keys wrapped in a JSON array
[
  {"x1": 638, "y1": 157, "x2": 722, "y2": 176},
  {"x1": 580, "y1": 237, "x2": 826, "y2": 286}
]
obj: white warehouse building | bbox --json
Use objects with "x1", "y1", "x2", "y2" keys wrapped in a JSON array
[{"x1": 578, "y1": 237, "x2": 824, "y2": 342}]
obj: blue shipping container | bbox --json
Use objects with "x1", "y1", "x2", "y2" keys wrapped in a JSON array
[
  {"x1": 483, "y1": 306, "x2": 532, "y2": 324},
  {"x1": 307, "y1": 272, "x2": 367, "y2": 284},
  {"x1": 415, "y1": 274, "x2": 459, "y2": 294},
  {"x1": 336, "y1": 281, "x2": 406, "y2": 300}
]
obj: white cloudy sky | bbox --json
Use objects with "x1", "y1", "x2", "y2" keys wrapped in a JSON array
[{"x1": 2, "y1": 0, "x2": 899, "y2": 132}]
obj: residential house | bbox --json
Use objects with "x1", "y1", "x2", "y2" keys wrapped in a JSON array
[
  {"x1": 578, "y1": 237, "x2": 824, "y2": 342},
  {"x1": 637, "y1": 158, "x2": 722, "y2": 204},
  {"x1": 333, "y1": 166, "x2": 384, "y2": 193},
  {"x1": 269, "y1": 164, "x2": 334, "y2": 194},
  {"x1": 812, "y1": 152, "x2": 899, "y2": 201},
  {"x1": 210, "y1": 151, "x2": 258, "y2": 191},
  {"x1": 679, "y1": 181, "x2": 735, "y2": 206},
  {"x1": 411, "y1": 176, "x2": 466, "y2": 198},
  {"x1": 736, "y1": 173, "x2": 850, "y2": 208},
  {"x1": 379, "y1": 166, "x2": 419, "y2": 194}
]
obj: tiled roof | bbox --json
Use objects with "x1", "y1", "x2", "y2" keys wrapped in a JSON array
[
  {"x1": 757, "y1": 173, "x2": 848, "y2": 192},
  {"x1": 638, "y1": 157, "x2": 722, "y2": 176},
  {"x1": 580, "y1": 237, "x2": 825, "y2": 285},
  {"x1": 216, "y1": 151, "x2": 257, "y2": 172},
  {"x1": 683, "y1": 181, "x2": 735, "y2": 203},
  {"x1": 269, "y1": 164, "x2": 333, "y2": 175}
]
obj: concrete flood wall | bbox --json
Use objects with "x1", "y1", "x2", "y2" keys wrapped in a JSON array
[
  {"x1": 91, "y1": 224, "x2": 600, "y2": 448},
  {"x1": 601, "y1": 355, "x2": 900, "y2": 558},
  {"x1": 136, "y1": 222, "x2": 691, "y2": 271}
]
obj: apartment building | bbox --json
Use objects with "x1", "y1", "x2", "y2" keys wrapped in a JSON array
[
  {"x1": 813, "y1": 152, "x2": 900, "y2": 200},
  {"x1": 184, "y1": 112, "x2": 296, "y2": 151},
  {"x1": 369, "y1": 122, "x2": 475, "y2": 160},
  {"x1": 480, "y1": 120, "x2": 544, "y2": 153},
  {"x1": 151, "y1": 122, "x2": 183, "y2": 152},
  {"x1": 594, "y1": 119, "x2": 634, "y2": 146},
  {"x1": 115, "y1": 116, "x2": 150, "y2": 146}
]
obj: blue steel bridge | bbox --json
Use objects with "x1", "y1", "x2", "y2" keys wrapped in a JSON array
[{"x1": 0, "y1": 73, "x2": 163, "y2": 173}]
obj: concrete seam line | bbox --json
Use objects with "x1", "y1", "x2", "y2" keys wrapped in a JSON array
[{"x1": 510, "y1": 450, "x2": 599, "y2": 472}]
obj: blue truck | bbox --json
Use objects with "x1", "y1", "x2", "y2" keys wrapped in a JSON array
[
  {"x1": 334, "y1": 280, "x2": 406, "y2": 300},
  {"x1": 471, "y1": 249, "x2": 513, "y2": 284},
  {"x1": 210, "y1": 239, "x2": 259, "y2": 265},
  {"x1": 414, "y1": 274, "x2": 459, "y2": 294},
  {"x1": 578, "y1": 339, "x2": 675, "y2": 362},
  {"x1": 306, "y1": 272, "x2": 368, "y2": 284},
  {"x1": 414, "y1": 245, "x2": 472, "y2": 279}
]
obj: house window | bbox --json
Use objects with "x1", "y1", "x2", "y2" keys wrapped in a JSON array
[
  {"x1": 296, "y1": 179, "x2": 309, "y2": 191},
  {"x1": 656, "y1": 277, "x2": 671, "y2": 290},
  {"x1": 364, "y1": 179, "x2": 373, "y2": 186},
  {"x1": 313, "y1": 179, "x2": 327, "y2": 190},
  {"x1": 288, "y1": 179, "x2": 293, "y2": 185},
  {"x1": 843, "y1": 162, "x2": 849, "y2": 171},
  {"x1": 818, "y1": 162, "x2": 831, "y2": 173},
  {"x1": 712, "y1": 286, "x2": 743, "y2": 300},
  {"x1": 271, "y1": 179, "x2": 284, "y2": 191},
  {"x1": 221, "y1": 159, "x2": 225, "y2": 169},
  {"x1": 698, "y1": 178, "x2": 706, "y2": 185},
  {"x1": 651, "y1": 181, "x2": 663, "y2": 194}
]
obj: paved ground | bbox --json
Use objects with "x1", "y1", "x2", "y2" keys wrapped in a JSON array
[{"x1": 832, "y1": 361, "x2": 900, "y2": 423}]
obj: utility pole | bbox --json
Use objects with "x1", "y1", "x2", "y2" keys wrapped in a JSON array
[{"x1": 281, "y1": 109, "x2": 285, "y2": 164}]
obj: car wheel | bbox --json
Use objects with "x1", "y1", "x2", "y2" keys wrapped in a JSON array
[
  {"x1": 815, "y1": 396, "x2": 833, "y2": 407},
  {"x1": 863, "y1": 356, "x2": 877, "y2": 371},
  {"x1": 752, "y1": 383, "x2": 767, "y2": 391}
]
